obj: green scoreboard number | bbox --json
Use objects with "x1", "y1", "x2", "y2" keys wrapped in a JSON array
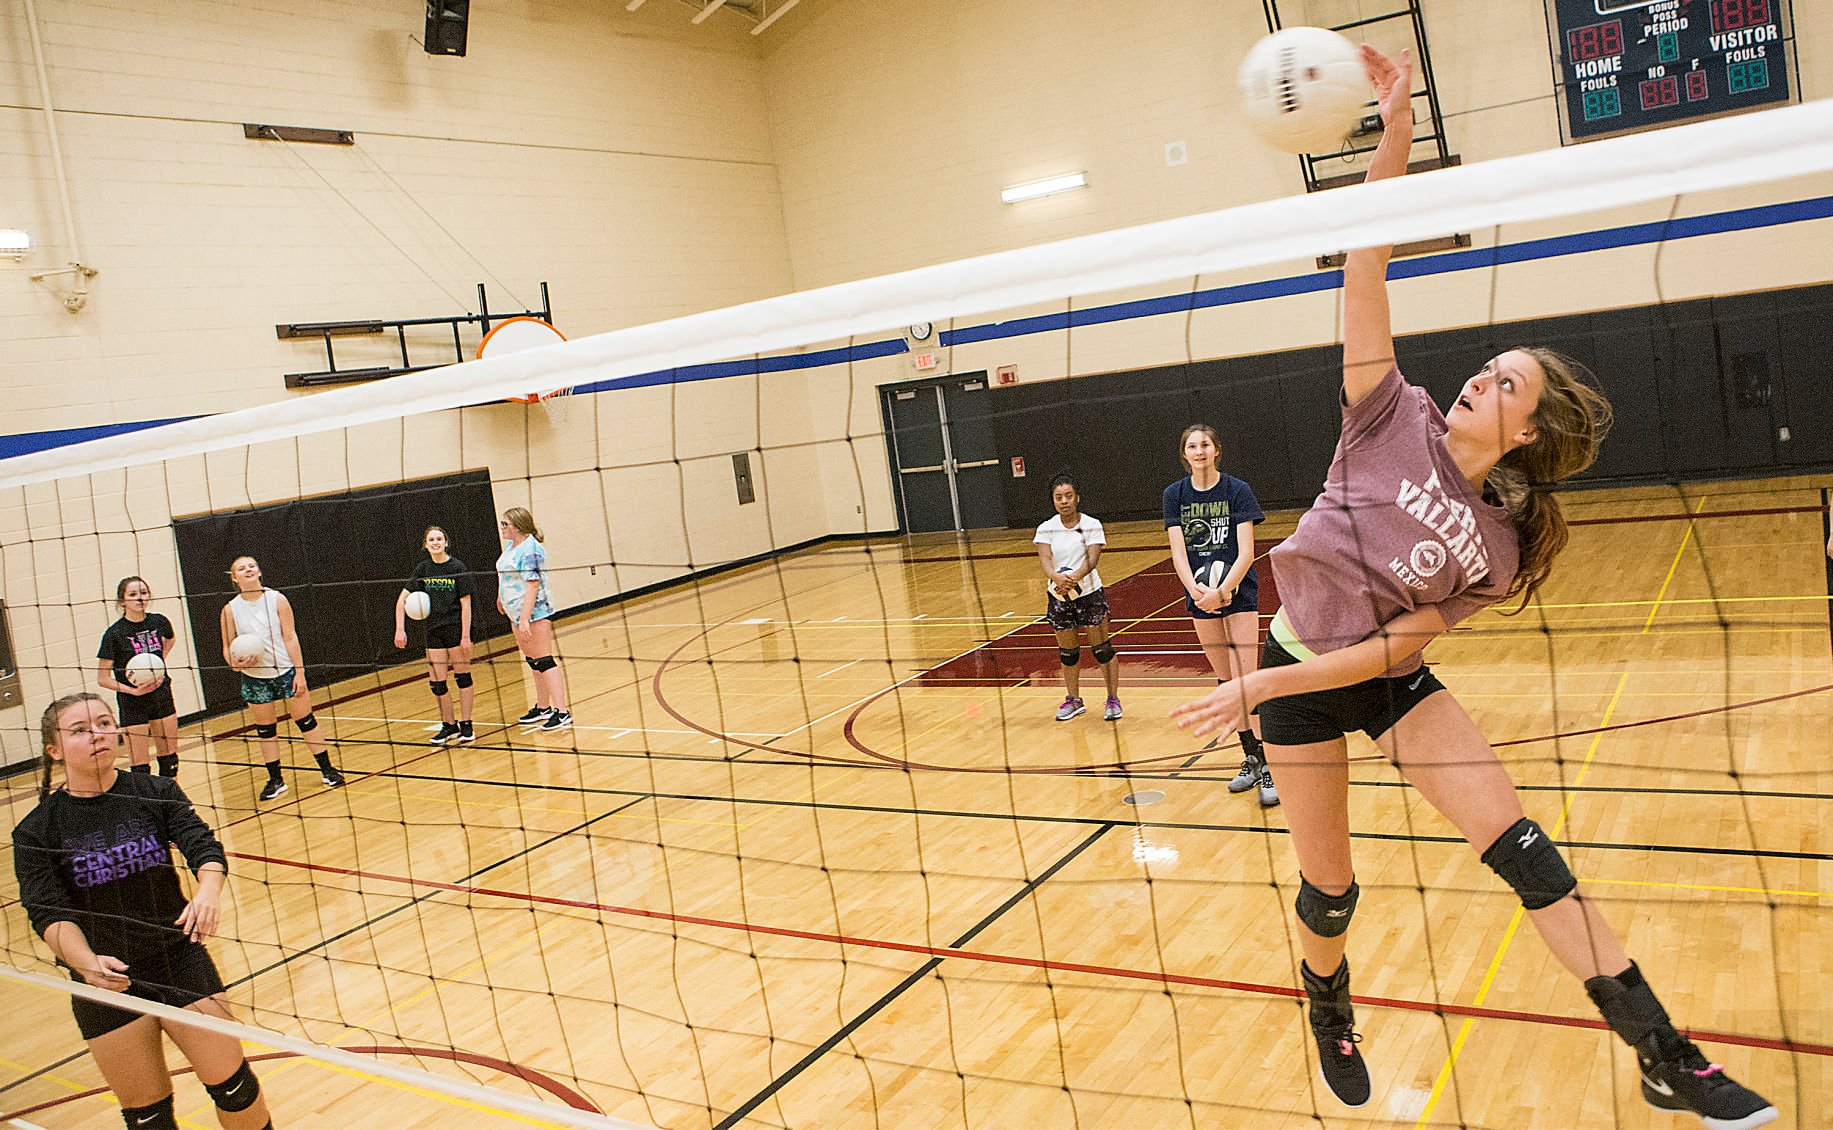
[{"x1": 1547, "y1": 0, "x2": 1796, "y2": 142}]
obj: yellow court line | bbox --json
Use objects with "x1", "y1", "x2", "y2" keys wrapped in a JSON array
[
  {"x1": 1641, "y1": 496, "x2": 1710, "y2": 634},
  {"x1": 1580, "y1": 876, "x2": 1832, "y2": 900},
  {"x1": 1412, "y1": 669, "x2": 1632, "y2": 1128}
]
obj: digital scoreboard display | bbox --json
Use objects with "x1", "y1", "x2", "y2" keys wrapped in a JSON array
[{"x1": 1548, "y1": 0, "x2": 1795, "y2": 142}]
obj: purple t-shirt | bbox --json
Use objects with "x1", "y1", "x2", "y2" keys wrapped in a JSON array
[{"x1": 1268, "y1": 366, "x2": 1518, "y2": 676}]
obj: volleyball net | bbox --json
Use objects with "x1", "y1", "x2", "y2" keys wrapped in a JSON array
[{"x1": 2, "y1": 99, "x2": 1831, "y2": 1128}]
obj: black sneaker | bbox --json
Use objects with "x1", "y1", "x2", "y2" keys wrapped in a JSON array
[
  {"x1": 457, "y1": 721, "x2": 476, "y2": 743},
  {"x1": 258, "y1": 776, "x2": 288, "y2": 802},
  {"x1": 320, "y1": 766, "x2": 346, "y2": 788},
  {"x1": 1302, "y1": 959, "x2": 1371, "y2": 1107},
  {"x1": 540, "y1": 710, "x2": 573, "y2": 731},
  {"x1": 517, "y1": 706, "x2": 552, "y2": 726},
  {"x1": 1639, "y1": 1032, "x2": 1777, "y2": 1129},
  {"x1": 429, "y1": 722, "x2": 461, "y2": 746},
  {"x1": 1587, "y1": 964, "x2": 1777, "y2": 1130}
]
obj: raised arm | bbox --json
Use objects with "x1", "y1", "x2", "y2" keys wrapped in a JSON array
[{"x1": 1342, "y1": 45, "x2": 1414, "y2": 407}]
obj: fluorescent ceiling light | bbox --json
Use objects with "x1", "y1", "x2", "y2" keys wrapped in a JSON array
[
  {"x1": 1001, "y1": 172, "x2": 1087, "y2": 204},
  {"x1": 0, "y1": 229, "x2": 28, "y2": 257}
]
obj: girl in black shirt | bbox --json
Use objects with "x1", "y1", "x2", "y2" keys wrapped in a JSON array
[
  {"x1": 12, "y1": 693, "x2": 276, "y2": 1129},
  {"x1": 390, "y1": 526, "x2": 476, "y2": 745},
  {"x1": 95, "y1": 576, "x2": 185, "y2": 778}
]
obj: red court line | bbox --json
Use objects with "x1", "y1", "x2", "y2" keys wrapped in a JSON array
[
  {"x1": 226, "y1": 850, "x2": 1829, "y2": 1060},
  {"x1": 0, "y1": 1044, "x2": 600, "y2": 1121}
]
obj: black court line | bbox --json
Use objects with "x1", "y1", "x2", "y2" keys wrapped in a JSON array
[
  {"x1": 710, "y1": 823, "x2": 1115, "y2": 1130},
  {"x1": 193, "y1": 762, "x2": 1833, "y2": 866},
  {"x1": 0, "y1": 794, "x2": 653, "y2": 1100}
]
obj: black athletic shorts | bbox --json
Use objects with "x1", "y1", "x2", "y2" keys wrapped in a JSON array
[
  {"x1": 1256, "y1": 635, "x2": 1445, "y2": 746},
  {"x1": 70, "y1": 941, "x2": 226, "y2": 1040},
  {"x1": 115, "y1": 685, "x2": 176, "y2": 728},
  {"x1": 424, "y1": 622, "x2": 463, "y2": 651}
]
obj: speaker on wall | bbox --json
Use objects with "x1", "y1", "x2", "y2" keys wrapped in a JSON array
[{"x1": 424, "y1": 0, "x2": 469, "y2": 56}]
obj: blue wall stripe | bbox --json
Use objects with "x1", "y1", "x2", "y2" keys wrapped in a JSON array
[
  {"x1": 0, "y1": 416, "x2": 200, "y2": 461},
  {"x1": 6, "y1": 194, "x2": 1830, "y2": 462}
]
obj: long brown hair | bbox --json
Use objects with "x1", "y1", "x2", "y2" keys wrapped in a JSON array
[
  {"x1": 502, "y1": 507, "x2": 543, "y2": 542},
  {"x1": 115, "y1": 576, "x2": 150, "y2": 606},
  {"x1": 38, "y1": 692, "x2": 106, "y2": 797},
  {"x1": 1487, "y1": 347, "x2": 1613, "y2": 613}
]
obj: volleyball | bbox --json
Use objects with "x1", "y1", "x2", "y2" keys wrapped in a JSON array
[
  {"x1": 1196, "y1": 559, "x2": 1230, "y2": 590},
  {"x1": 404, "y1": 591, "x2": 432, "y2": 620},
  {"x1": 229, "y1": 633, "x2": 265, "y2": 668},
  {"x1": 1238, "y1": 27, "x2": 1369, "y2": 154},
  {"x1": 124, "y1": 652, "x2": 165, "y2": 687}
]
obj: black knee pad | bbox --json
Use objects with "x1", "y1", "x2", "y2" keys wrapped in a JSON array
[
  {"x1": 526, "y1": 655, "x2": 558, "y2": 673},
  {"x1": 294, "y1": 713, "x2": 319, "y2": 734},
  {"x1": 428, "y1": 679, "x2": 449, "y2": 697},
  {"x1": 453, "y1": 671, "x2": 473, "y2": 689},
  {"x1": 1090, "y1": 640, "x2": 1116, "y2": 664},
  {"x1": 1058, "y1": 647, "x2": 1081, "y2": 667},
  {"x1": 1481, "y1": 817, "x2": 1577, "y2": 910},
  {"x1": 119, "y1": 1094, "x2": 177, "y2": 1129},
  {"x1": 254, "y1": 722, "x2": 279, "y2": 740},
  {"x1": 1295, "y1": 875, "x2": 1360, "y2": 938},
  {"x1": 203, "y1": 1059, "x2": 261, "y2": 1112}
]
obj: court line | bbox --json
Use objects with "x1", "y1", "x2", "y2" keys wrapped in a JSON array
[
  {"x1": 223, "y1": 844, "x2": 1830, "y2": 1061},
  {"x1": 1412, "y1": 670, "x2": 1631, "y2": 1128},
  {"x1": 710, "y1": 823, "x2": 1117, "y2": 1128},
  {"x1": 1641, "y1": 495, "x2": 1711, "y2": 634}
]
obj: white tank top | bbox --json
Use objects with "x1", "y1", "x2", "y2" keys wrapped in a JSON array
[{"x1": 228, "y1": 590, "x2": 287, "y2": 679}]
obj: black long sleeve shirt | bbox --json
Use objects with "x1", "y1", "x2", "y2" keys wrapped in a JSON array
[{"x1": 12, "y1": 772, "x2": 227, "y2": 964}]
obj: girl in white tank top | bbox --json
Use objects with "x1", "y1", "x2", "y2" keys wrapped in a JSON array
[{"x1": 226, "y1": 589, "x2": 286, "y2": 679}]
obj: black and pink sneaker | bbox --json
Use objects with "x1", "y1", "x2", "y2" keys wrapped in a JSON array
[{"x1": 1302, "y1": 959, "x2": 1370, "y2": 1107}]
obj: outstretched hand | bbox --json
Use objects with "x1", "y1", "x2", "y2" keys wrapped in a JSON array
[{"x1": 1360, "y1": 44, "x2": 1413, "y2": 129}]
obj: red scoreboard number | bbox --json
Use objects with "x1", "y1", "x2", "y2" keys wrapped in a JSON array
[
  {"x1": 1711, "y1": 0, "x2": 1770, "y2": 33},
  {"x1": 1567, "y1": 19, "x2": 1624, "y2": 61},
  {"x1": 1639, "y1": 75, "x2": 1680, "y2": 110}
]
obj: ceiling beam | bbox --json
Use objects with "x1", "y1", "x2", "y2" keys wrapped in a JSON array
[
  {"x1": 750, "y1": 0, "x2": 800, "y2": 34},
  {"x1": 690, "y1": 0, "x2": 730, "y2": 25}
]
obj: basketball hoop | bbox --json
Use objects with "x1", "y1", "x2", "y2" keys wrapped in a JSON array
[{"x1": 477, "y1": 316, "x2": 573, "y2": 403}]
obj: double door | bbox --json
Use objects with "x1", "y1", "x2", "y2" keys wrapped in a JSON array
[{"x1": 883, "y1": 374, "x2": 1007, "y2": 534}]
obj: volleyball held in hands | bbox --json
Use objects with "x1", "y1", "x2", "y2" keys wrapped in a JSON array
[
  {"x1": 404, "y1": 591, "x2": 432, "y2": 620},
  {"x1": 1238, "y1": 27, "x2": 1370, "y2": 154},
  {"x1": 124, "y1": 652, "x2": 165, "y2": 687},
  {"x1": 229, "y1": 633, "x2": 265, "y2": 669}
]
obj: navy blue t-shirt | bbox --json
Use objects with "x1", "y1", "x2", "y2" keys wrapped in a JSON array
[{"x1": 1162, "y1": 474, "x2": 1265, "y2": 582}]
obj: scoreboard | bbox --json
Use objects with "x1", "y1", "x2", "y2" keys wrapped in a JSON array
[{"x1": 1547, "y1": 0, "x2": 1796, "y2": 142}]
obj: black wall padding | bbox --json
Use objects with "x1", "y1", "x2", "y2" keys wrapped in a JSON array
[
  {"x1": 991, "y1": 284, "x2": 1833, "y2": 525},
  {"x1": 173, "y1": 469, "x2": 506, "y2": 715}
]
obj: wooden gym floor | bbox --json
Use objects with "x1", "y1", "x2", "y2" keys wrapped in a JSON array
[{"x1": 2, "y1": 476, "x2": 1829, "y2": 1129}]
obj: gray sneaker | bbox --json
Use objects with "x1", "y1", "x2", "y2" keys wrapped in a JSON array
[
  {"x1": 1102, "y1": 697, "x2": 1122, "y2": 721},
  {"x1": 1228, "y1": 754, "x2": 1260, "y2": 793},
  {"x1": 1257, "y1": 762, "x2": 1280, "y2": 807},
  {"x1": 1054, "y1": 696, "x2": 1085, "y2": 722}
]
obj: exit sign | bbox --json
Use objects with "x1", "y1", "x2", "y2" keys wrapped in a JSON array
[{"x1": 913, "y1": 352, "x2": 939, "y2": 371}]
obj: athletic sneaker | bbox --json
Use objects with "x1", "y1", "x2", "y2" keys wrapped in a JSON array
[
  {"x1": 1639, "y1": 1032, "x2": 1777, "y2": 1129},
  {"x1": 258, "y1": 777, "x2": 287, "y2": 802},
  {"x1": 1587, "y1": 963, "x2": 1777, "y2": 1130},
  {"x1": 1257, "y1": 762, "x2": 1280, "y2": 808},
  {"x1": 320, "y1": 766, "x2": 346, "y2": 788},
  {"x1": 429, "y1": 722, "x2": 461, "y2": 746},
  {"x1": 1303, "y1": 959, "x2": 1371, "y2": 1107},
  {"x1": 457, "y1": 721, "x2": 476, "y2": 743},
  {"x1": 517, "y1": 706, "x2": 553, "y2": 726},
  {"x1": 540, "y1": 710, "x2": 574, "y2": 731},
  {"x1": 1229, "y1": 754, "x2": 1261, "y2": 793},
  {"x1": 1054, "y1": 696, "x2": 1085, "y2": 722},
  {"x1": 1102, "y1": 696, "x2": 1123, "y2": 721}
]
